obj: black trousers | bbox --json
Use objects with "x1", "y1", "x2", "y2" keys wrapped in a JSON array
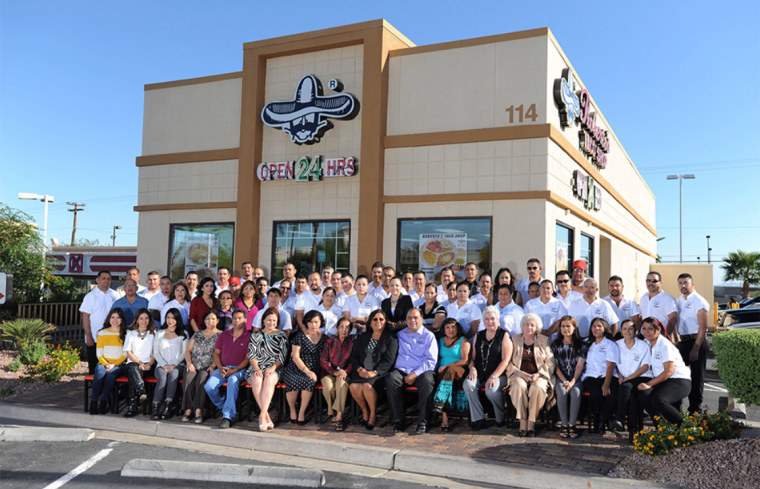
[
  {"x1": 386, "y1": 369, "x2": 435, "y2": 425},
  {"x1": 615, "y1": 377, "x2": 650, "y2": 434},
  {"x1": 638, "y1": 378, "x2": 691, "y2": 426},
  {"x1": 86, "y1": 345, "x2": 98, "y2": 375},
  {"x1": 585, "y1": 376, "x2": 618, "y2": 424},
  {"x1": 126, "y1": 363, "x2": 153, "y2": 398},
  {"x1": 678, "y1": 338, "x2": 707, "y2": 413}
]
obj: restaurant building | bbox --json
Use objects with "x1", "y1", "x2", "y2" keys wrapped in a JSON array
[{"x1": 135, "y1": 20, "x2": 656, "y2": 293}]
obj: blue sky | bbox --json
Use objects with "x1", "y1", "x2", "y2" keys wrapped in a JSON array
[{"x1": 1, "y1": 1, "x2": 758, "y2": 285}]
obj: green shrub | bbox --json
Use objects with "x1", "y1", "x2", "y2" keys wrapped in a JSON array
[
  {"x1": 7, "y1": 357, "x2": 21, "y2": 372},
  {"x1": 0, "y1": 318, "x2": 55, "y2": 350},
  {"x1": 18, "y1": 339, "x2": 47, "y2": 365},
  {"x1": 713, "y1": 329, "x2": 760, "y2": 405},
  {"x1": 25, "y1": 341, "x2": 81, "y2": 382},
  {"x1": 633, "y1": 410, "x2": 742, "y2": 455}
]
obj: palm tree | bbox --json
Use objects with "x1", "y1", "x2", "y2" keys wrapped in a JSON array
[{"x1": 721, "y1": 250, "x2": 760, "y2": 298}]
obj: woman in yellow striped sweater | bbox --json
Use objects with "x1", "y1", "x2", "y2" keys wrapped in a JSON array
[{"x1": 90, "y1": 308, "x2": 128, "y2": 415}]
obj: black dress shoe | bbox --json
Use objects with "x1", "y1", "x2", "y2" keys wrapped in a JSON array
[
  {"x1": 415, "y1": 423, "x2": 427, "y2": 434},
  {"x1": 471, "y1": 419, "x2": 486, "y2": 431},
  {"x1": 393, "y1": 422, "x2": 405, "y2": 433},
  {"x1": 610, "y1": 420, "x2": 624, "y2": 432},
  {"x1": 365, "y1": 422, "x2": 375, "y2": 431},
  {"x1": 98, "y1": 401, "x2": 109, "y2": 414},
  {"x1": 526, "y1": 429, "x2": 536, "y2": 437},
  {"x1": 160, "y1": 401, "x2": 173, "y2": 420},
  {"x1": 89, "y1": 400, "x2": 99, "y2": 415}
]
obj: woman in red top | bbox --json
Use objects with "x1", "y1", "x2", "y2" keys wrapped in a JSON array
[
  {"x1": 189, "y1": 277, "x2": 217, "y2": 332},
  {"x1": 320, "y1": 317, "x2": 354, "y2": 431}
]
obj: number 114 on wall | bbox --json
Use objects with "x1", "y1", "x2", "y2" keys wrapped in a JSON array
[{"x1": 505, "y1": 104, "x2": 538, "y2": 123}]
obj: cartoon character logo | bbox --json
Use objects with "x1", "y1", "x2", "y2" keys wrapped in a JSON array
[
  {"x1": 553, "y1": 68, "x2": 581, "y2": 128},
  {"x1": 261, "y1": 75, "x2": 359, "y2": 144}
]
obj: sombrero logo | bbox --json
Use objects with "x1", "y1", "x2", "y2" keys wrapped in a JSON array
[{"x1": 261, "y1": 75, "x2": 359, "y2": 144}]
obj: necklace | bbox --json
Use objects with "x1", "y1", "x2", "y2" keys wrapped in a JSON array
[{"x1": 136, "y1": 330, "x2": 148, "y2": 340}]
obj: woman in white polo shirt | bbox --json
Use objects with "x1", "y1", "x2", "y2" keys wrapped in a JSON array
[
  {"x1": 581, "y1": 317, "x2": 619, "y2": 434},
  {"x1": 342, "y1": 275, "x2": 378, "y2": 335},
  {"x1": 637, "y1": 317, "x2": 691, "y2": 426},
  {"x1": 445, "y1": 281, "x2": 482, "y2": 338},
  {"x1": 613, "y1": 319, "x2": 651, "y2": 442}
]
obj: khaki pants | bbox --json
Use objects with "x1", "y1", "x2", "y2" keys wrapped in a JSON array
[
  {"x1": 509, "y1": 377, "x2": 550, "y2": 422},
  {"x1": 321, "y1": 375, "x2": 350, "y2": 415}
]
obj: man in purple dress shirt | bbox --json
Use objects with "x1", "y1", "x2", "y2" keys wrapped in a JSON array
[{"x1": 386, "y1": 308, "x2": 439, "y2": 434}]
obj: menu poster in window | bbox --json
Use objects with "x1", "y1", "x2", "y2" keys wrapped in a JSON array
[
  {"x1": 184, "y1": 233, "x2": 220, "y2": 278},
  {"x1": 556, "y1": 241, "x2": 568, "y2": 273},
  {"x1": 418, "y1": 233, "x2": 467, "y2": 280}
]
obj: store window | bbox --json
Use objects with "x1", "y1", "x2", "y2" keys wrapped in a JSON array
[
  {"x1": 555, "y1": 222, "x2": 574, "y2": 274},
  {"x1": 272, "y1": 220, "x2": 350, "y2": 281},
  {"x1": 580, "y1": 233, "x2": 594, "y2": 278},
  {"x1": 397, "y1": 218, "x2": 491, "y2": 281},
  {"x1": 168, "y1": 223, "x2": 235, "y2": 282}
]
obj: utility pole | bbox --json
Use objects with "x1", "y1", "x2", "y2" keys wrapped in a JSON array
[
  {"x1": 66, "y1": 202, "x2": 85, "y2": 246},
  {"x1": 111, "y1": 225, "x2": 121, "y2": 247}
]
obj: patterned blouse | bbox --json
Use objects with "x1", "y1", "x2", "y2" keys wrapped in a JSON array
[
  {"x1": 190, "y1": 330, "x2": 221, "y2": 370},
  {"x1": 246, "y1": 330, "x2": 289, "y2": 380},
  {"x1": 550, "y1": 341, "x2": 589, "y2": 380},
  {"x1": 320, "y1": 336, "x2": 354, "y2": 376}
]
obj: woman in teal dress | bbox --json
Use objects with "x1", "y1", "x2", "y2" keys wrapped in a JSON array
[{"x1": 433, "y1": 318, "x2": 471, "y2": 431}]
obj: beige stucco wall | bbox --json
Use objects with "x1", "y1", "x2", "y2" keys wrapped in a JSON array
[
  {"x1": 386, "y1": 36, "x2": 549, "y2": 135},
  {"x1": 136, "y1": 208, "x2": 237, "y2": 277},
  {"x1": 384, "y1": 139, "x2": 549, "y2": 195},
  {"x1": 138, "y1": 159, "x2": 238, "y2": 206},
  {"x1": 650, "y1": 263, "x2": 716, "y2": 328},
  {"x1": 257, "y1": 45, "x2": 364, "y2": 272},
  {"x1": 142, "y1": 77, "x2": 242, "y2": 155}
]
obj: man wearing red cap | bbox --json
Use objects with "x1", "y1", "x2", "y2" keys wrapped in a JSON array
[
  {"x1": 228, "y1": 276, "x2": 242, "y2": 301},
  {"x1": 571, "y1": 260, "x2": 588, "y2": 293}
]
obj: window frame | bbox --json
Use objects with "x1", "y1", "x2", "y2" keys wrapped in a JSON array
[
  {"x1": 580, "y1": 232, "x2": 595, "y2": 278},
  {"x1": 555, "y1": 221, "x2": 575, "y2": 275},
  {"x1": 167, "y1": 221, "x2": 236, "y2": 282},
  {"x1": 270, "y1": 219, "x2": 351, "y2": 281}
]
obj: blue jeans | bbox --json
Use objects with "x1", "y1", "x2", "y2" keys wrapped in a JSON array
[
  {"x1": 91, "y1": 364, "x2": 125, "y2": 402},
  {"x1": 204, "y1": 366, "x2": 246, "y2": 420}
]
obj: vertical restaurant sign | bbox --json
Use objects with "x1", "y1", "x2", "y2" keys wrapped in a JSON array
[
  {"x1": 553, "y1": 68, "x2": 610, "y2": 170},
  {"x1": 184, "y1": 233, "x2": 219, "y2": 278},
  {"x1": 418, "y1": 233, "x2": 467, "y2": 280},
  {"x1": 572, "y1": 170, "x2": 602, "y2": 211}
]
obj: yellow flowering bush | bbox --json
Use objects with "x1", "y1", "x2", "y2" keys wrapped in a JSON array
[
  {"x1": 633, "y1": 410, "x2": 743, "y2": 455},
  {"x1": 25, "y1": 341, "x2": 81, "y2": 383}
]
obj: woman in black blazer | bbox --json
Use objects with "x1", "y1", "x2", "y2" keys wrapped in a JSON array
[
  {"x1": 381, "y1": 277, "x2": 414, "y2": 332},
  {"x1": 348, "y1": 310, "x2": 399, "y2": 430}
]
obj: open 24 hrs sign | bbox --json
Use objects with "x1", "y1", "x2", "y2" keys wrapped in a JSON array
[{"x1": 256, "y1": 156, "x2": 358, "y2": 182}]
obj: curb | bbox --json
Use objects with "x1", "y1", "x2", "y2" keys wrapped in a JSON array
[
  {"x1": 0, "y1": 425, "x2": 95, "y2": 442},
  {"x1": 0, "y1": 401, "x2": 658, "y2": 489},
  {"x1": 121, "y1": 459, "x2": 324, "y2": 487}
]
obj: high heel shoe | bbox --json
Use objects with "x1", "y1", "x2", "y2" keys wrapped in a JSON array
[{"x1": 266, "y1": 421, "x2": 275, "y2": 430}]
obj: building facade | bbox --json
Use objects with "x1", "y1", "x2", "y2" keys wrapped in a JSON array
[{"x1": 136, "y1": 20, "x2": 656, "y2": 294}]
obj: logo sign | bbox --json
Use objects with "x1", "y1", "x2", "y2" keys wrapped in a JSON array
[
  {"x1": 572, "y1": 170, "x2": 602, "y2": 211},
  {"x1": 553, "y1": 68, "x2": 610, "y2": 169},
  {"x1": 69, "y1": 253, "x2": 84, "y2": 273},
  {"x1": 257, "y1": 156, "x2": 357, "y2": 182},
  {"x1": 261, "y1": 75, "x2": 359, "y2": 145}
]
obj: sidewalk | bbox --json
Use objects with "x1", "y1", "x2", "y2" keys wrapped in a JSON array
[{"x1": 2, "y1": 379, "x2": 632, "y2": 476}]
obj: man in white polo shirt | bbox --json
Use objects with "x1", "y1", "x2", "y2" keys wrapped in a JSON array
[
  {"x1": 603, "y1": 275, "x2": 642, "y2": 330},
  {"x1": 495, "y1": 283, "x2": 524, "y2": 336},
  {"x1": 80, "y1": 270, "x2": 119, "y2": 374},
  {"x1": 148, "y1": 275, "x2": 172, "y2": 327},
  {"x1": 138, "y1": 271, "x2": 161, "y2": 301},
  {"x1": 570, "y1": 260, "x2": 588, "y2": 293},
  {"x1": 555, "y1": 270, "x2": 582, "y2": 309},
  {"x1": 515, "y1": 258, "x2": 544, "y2": 306},
  {"x1": 372, "y1": 266, "x2": 395, "y2": 302},
  {"x1": 436, "y1": 267, "x2": 455, "y2": 303},
  {"x1": 272, "y1": 262, "x2": 297, "y2": 290},
  {"x1": 335, "y1": 273, "x2": 355, "y2": 309},
  {"x1": 295, "y1": 272, "x2": 323, "y2": 332},
  {"x1": 409, "y1": 270, "x2": 427, "y2": 307},
  {"x1": 524, "y1": 279, "x2": 567, "y2": 337},
  {"x1": 567, "y1": 278, "x2": 620, "y2": 338},
  {"x1": 676, "y1": 273, "x2": 710, "y2": 414},
  {"x1": 367, "y1": 262, "x2": 384, "y2": 296},
  {"x1": 639, "y1": 271, "x2": 678, "y2": 336}
]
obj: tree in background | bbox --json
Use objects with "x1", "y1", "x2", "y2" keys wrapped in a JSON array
[
  {"x1": 0, "y1": 203, "x2": 46, "y2": 304},
  {"x1": 721, "y1": 250, "x2": 760, "y2": 299}
]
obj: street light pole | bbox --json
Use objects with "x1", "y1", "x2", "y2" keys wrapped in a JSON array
[
  {"x1": 706, "y1": 235, "x2": 711, "y2": 263},
  {"x1": 111, "y1": 225, "x2": 122, "y2": 247},
  {"x1": 666, "y1": 174, "x2": 696, "y2": 263},
  {"x1": 17, "y1": 192, "x2": 55, "y2": 249}
]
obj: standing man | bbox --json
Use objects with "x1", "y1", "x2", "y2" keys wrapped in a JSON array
[
  {"x1": 215, "y1": 267, "x2": 231, "y2": 294},
  {"x1": 321, "y1": 266, "x2": 335, "y2": 291},
  {"x1": 330, "y1": 270, "x2": 342, "y2": 292},
  {"x1": 571, "y1": 260, "x2": 588, "y2": 293},
  {"x1": 335, "y1": 273, "x2": 355, "y2": 309},
  {"x1": 368, "y1": 262, "x2": 384, "y2": 296},
  {"x1": 273, "y1": 262, "x2": 296, "y2": 290},
  {"x1": 515, "y1": 259, "x2": 544, "y2": 305},
  {"x1": 205, "y1": 309, "x2": 251, "y2": 429},
  {"x1": 372, "y1": 266, "x2": 396, "y2": 302},
  {"x1": 112, "y1": 279, "x2": 149, "y2": 325},
  {"x1": 524, "y1": 279, "x2": 567, "y2": 337},
  {"x1": 436, "y1": 267, "x2": 455, "y2": 303},
  {"x1": 495, "y1": 283, "x2": 525, "y2": 336},
  {"x1": 470, "y1": 273, "x2": 493, "y2": 312},
  {"x1": 295, "y1": 272, "x2": 323, "y2": 331},
  {"x1": 401, "y1": 272, "x2": 414, "y2": 295},
  {"x1": 139, "y1": 271, "x2": 161, "y2": 301},
  {"x1": 386, "y1": 308, "x2": 438, "y2": 434},
  {"x1": 253, "y1": 267, "x2": 266, "y2": 281},
  {"x1": 240, "y1": 262, "x2": 255, "y2": 283},
  {"x1": 228, "y1": 276, "x2": 242, "y2": 301},
  {"x1": 409, "y1": 271, "x2": 427, "y2": 307},
  {"x1": 278, "y1": 279, "x2": 295, "y2": 318},
  {"x1": 116, "y1": 267, "x2": 146, "y2": 297},
  {"x1": 676, "y1": 273, "x2": 710, "y2": 414},
  {"x1": 463, "y1": 262, "x2": 480, "y2": 297},
  {"x1": 566, "y1": 278, "x2": 620, "y2": 337},
  {"x1": 185, "y1": 271, "x2": 199, "y2": 299},
  {"x1": 79, "y1": 271, "x2": 119, "y2": 373},
  {"x1": 148, "y1": 275, "x2": 173, "y2": 327},
  {"x1": 555, "y1": 270, "x2": 582, "y2": 309},
  {"x1": 252, "y1": 288, "x2": 293, "y2": 335},
  {"x1": 603, "y1": 275, "x2": 642, "y2": 329},
  {"x1": 639, "y1": 271, "x2": 678, "y2": 337}
]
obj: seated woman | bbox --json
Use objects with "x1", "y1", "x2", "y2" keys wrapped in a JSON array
[
  {"x1": 381, "y1": 277, "x2": 414, "y2": 332},
  {"x1": 637, "y1": 317, "x2": 691, "y2": 427},
  {"x1": 123, "y1": 308, "x2": 156, "y2": 417},
  {"x1": 419, "y1": 282, "x2": 446, "y2": 336},
  {"x1": 248, "y1": 307, "x2": 289, "y2": 431},
  {"x1": 189, "y1": 277, "x2": 217, "y2": 333},
  {"x1": 581, "y1": 317, "x2": 619, "y2": 434},
  {"x1": 614, "y1": 319, "x2": 652, "y2": 441},
  {"x1": 319, "y1": 317, "x2": 354, "y2": 431},
  {"x1": 507, "y1": 313, "x2": 554, "y2": 437},
  {"x1": 281, "y1": 309, "x2": 327, "y2": 424},
  {"x1": 181, "y1": 309, "x2": 222, "y2": 423},
  {"x1": 90, "y1": 308, "x2": 128, "y2": 415},
  {"x1": 151, "y1": 308, "x2": 189, "y2": 420},
  {"x1": 348, "y1": 309, "x2": 398, "y2": 430},
  {"x1": 160, "y1": 282, "x2": 191, "y2": 326},
  {"x1": 464, "y1": 306, "x2": 511, "y2": 430},
  {"x1": 550, "y1": 315, "x2": 588, "y2": 439},
  {"x1": 434, "y1": 318, "x2": 471, "y2": 431}
]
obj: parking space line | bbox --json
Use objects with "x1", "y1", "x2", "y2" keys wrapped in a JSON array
[{"x1": 42, "y1": 447, "x2": 114, "y2": 489}]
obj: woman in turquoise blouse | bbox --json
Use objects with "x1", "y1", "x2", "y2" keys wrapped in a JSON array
[{"x1": 433, "y1": 318, "x2": 471, "y2": 431}]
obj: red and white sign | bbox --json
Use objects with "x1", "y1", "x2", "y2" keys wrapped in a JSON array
[{"x1": 47, "y1": 249, "x2": 137, "y2": 277}]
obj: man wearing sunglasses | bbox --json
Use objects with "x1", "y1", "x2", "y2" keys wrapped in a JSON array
[
  {"x1": 555, "y1": 270, "x2": 582, "y2": 309},
  {"x1": 639, "y1": 271, "x2": 678, "y2": 337},
  {"x1": 515, "y1": 258, "x2": 544, "y2": 306}
]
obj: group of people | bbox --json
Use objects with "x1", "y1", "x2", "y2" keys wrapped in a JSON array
[{"x1": 79, "y1": 258, "x2": 709, "y2": 440}]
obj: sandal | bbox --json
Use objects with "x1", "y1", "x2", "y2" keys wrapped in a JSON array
[
  {"x1": 559, "y1": 426, "x2": 569, "y2": 439},
  {"x1": 181, "y1": 411, "x2": 192, "y2": 422},
  {"x1": 518, "y1": 429, "x2": 527, "y2": 437},
  {"x1": 335, "y1": 420, "x2": 345, "y2": 431},
  {"x1": 569, "y1": 426, "x2": 580, "y2": 439}
]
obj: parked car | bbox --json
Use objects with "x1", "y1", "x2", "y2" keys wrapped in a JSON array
[
  {"x1": 720, "y1": 307, "x2": 760, "y2": 330},
  {"x1": 738, "y1": 296, "x2": 760, "y2": 308}
]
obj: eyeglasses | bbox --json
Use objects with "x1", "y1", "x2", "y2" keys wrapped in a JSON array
[
  {"x1": 527, "y1": 266, "x2": 539, "y2": 270},
  {"x1": 220, "y1": 297, "x2": 233, "y2": 301},
  {"x1": 279, "y1": 287, "x2": 289, "y2": 291},
  {"x1": 646, "y1": 279, "x2": 659, "y2": 283},
  {"x1": 371, "y1": 317, "x2": 385, "y2": 322},
  {"x1": 556, "y1": 279, "x2": 570, "y2": 284}
]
